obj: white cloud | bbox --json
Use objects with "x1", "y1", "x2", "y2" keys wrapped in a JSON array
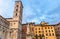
[
  {"x1": 0, "y1": 0, "x2": 14, "y2": 17},
  {"x1": 22, "y1": 5, "x2": 36, "y2": 21},
  {"x1": 25, "y1": 17, "x2": 40, "y2": 24},
  {"x1": 30, "y1": 18, "x2": 38, "y2": 22},
  {"x1": 39, "y1": 15, "x2": 47, "y2": 20},
  {"x1": 0, "y1": 0, "x2": 7, "y2": 16}
]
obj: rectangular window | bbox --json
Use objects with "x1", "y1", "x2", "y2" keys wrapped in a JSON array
[
  {"x1": 39, "y1": 31, "x2": 41, "y2": 33},
  {"x1": 46, "y1": 34, "x2": 48, "y2": 36},
  {"x1": 46, "y1": 30, "x2": 47, "y2": 32},
  {"x1": 52, "y1": 30, "x2": 53, "y2": 32},
  {"x1": 42, "y1": 27, "x2": 43, "y2": 30},
  {"x1": 48, "y1": 27, "x2": 50, "y2": 29},
  {"x1": 49, "y1": 30, "x2": 50, "y2": 32},
  {"x1": 49, "y1": 33, "x2": 51, "y2": 36},
  {"x1": 51, "y1": 27, "x2": 52, "y2": 29},
  {"x1": 52, "y1": 33, "x2": 54, "y2": 36},
  {"x1": 45, "y1": 27, "x2": 47, "y2": 29},
  {"x1": 42, "y1": 31, "x2": 44, "y2": 33},
  {"x1": 39, "y1": 28, "x2": 40, "y2": 30},
  {"x1": 35, "y1": 28, "x2": 37, "y2": 30}
]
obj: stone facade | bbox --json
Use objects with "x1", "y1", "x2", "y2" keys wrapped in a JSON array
[
  {"x1": 22, "y1": 22, "x2": 57, "y2": 39},
  {"x1": 22, "y1": 24, "x2": 27, "y2": 39},
  {"x1": 0, "y1": 15, "x2": 10, "y2": 39},
  {"x1": 54, "y1": 23, "x2": 60, "y2": 39},
  {"x1": 0, "y1": 0, "x2": 23, "y2": 39},
  {"x1": 33, "y1": 22, "x2": 56, "y2": 39},
  {"x1": 22, "y1": 23, "x2": 34, "y2": 39},
  {"x1": 0, "y1": 0, "x2": 60, "y2": 39}
]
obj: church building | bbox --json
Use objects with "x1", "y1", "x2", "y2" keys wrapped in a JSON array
[{"x1": 0, "y1": 0, "x2": 23, "y2": 39}]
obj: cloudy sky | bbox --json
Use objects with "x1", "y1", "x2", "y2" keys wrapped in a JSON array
[{"x1": 0, "y1": 0, "x2": 60, "y2": 24}]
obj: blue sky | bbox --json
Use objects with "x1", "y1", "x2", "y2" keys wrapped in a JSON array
[{"x1": 0, "y1": 0, "x2": 60, "y2": 24}]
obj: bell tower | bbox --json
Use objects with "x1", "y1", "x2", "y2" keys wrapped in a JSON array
[
  {"x1": 13, "y1": 0, "x2": 23, "y2": 28},
  {"x1": 13, "y1": 0, "x2": 23, "y2": 21},
  {"x1": 11, "y1": 0, "x2": 23, "y2": 39}
]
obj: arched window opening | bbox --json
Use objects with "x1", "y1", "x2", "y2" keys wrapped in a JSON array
[{"x1": 16, "y1": 13, "x2": 17, "y2": 16}]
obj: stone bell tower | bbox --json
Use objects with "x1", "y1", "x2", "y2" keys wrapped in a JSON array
[
  {"x1": 13, "y1": 0, "x2": 23, "y2": 21},
  {"x1": 12, "y1": 0, "x2": 23, "y2": 39}
]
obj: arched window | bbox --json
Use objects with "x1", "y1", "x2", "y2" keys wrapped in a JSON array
[
  {"x1": 16, "y1": 9, "x2": 18, "y2": 11},
  {"x1": 16, "y1": 13, "x2": 17, "y2": 16},
  {"x1": 16, "y1": 5, "x2": 19, "y2": 7},
  {"x1": 16, "y1": 5, "x2": 19, "y2": 9}
]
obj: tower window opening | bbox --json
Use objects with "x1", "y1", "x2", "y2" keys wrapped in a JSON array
[
  {"x1": 16, "y1": 9, "x2": 18, "y2": 11},
  {"x1": 17, "y1": 5, "x2": 19, "y2": 7},
  {"x1": 16, "y1": 13, "x2": 17, "y2": 16}
]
